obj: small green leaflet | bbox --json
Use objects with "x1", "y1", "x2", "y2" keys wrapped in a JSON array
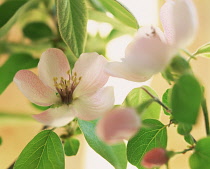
[
  {"x1": 64, "y1": 138, "x2": 80, "y2": 156},
  {"x1": 0, "y1": 0, "x2": 40, "y2": 37},
  {"x1": 171, "y1": 74, "x2": 202, "y2": 124},
  {"x1": 56, "y1": 0, "x2": 87, "y2": 57},
  {"x1": 14, "y1": 130, "x2": 65, "y2": 169},
  {"x1": 23, "y1": 22, "x2": 53, "y2": 41},
  {"x1": 123, "y1": 86, "x2": 161, "y2": 120},
  {"x1": 184, "y1": 134, "x2": 195, "y2": 145},
  {"x1": 177, "y1": 123, "x2": 192, "y2": 136},
  {"x1": 162, "y1": 89, "x2": 172, "y2": 115},
  {"x1": 127, "y1": 119, "x2": 167, "y2": 169},
  {"x1": 194, "y1": 43, "x2": 210, "y2": 57},
  {"x1": 78, "y1": 119, "x2": 127, "y2": 169},
  {"x1": 0, "y1": 53, "x2": 39, "y2": 94},
  {"x1": 89, "y1": 0, "x2": 139, "y2": 29},
  {"x1": 161, "y1": 55, "x2": 191, "y2": 84},
  {"x1": 0, "y1": 137, "x2": 2, "y2": 145},
  {"x1": 190, "y1": 137, "x2": 210, "y2": 169}
]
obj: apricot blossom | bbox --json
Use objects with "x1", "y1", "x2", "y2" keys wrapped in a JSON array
[{"x1": 14, "y1": 48, "x2": 114, "y2": 127}]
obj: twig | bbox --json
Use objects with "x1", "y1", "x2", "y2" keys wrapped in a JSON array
[
  {"x1": 141, "y1": 87, "x2": 172, "y2": 113},
  {"x1": 201, "y1": 98, "x2": 210, "y2": 136}
]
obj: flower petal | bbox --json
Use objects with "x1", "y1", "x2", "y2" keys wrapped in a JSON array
[
  {"x1": 160, "y1": 0, "x2": 198, "y2": 48},
  {"x1": 32, "y1": 105, "x2": 75, "y2": 127},
  {"x1": 125, "y1": 26, "x2": 174, "y2": 75},
  {"x1": 106, "y1": 61, "x2": 152, "y2": 82},
  {"x1": 96, "y1": 108, "x2": 141, "y2": 144},
  {"x1": 38, "y1": 48, "x2": 70, "y2": 89},
  {"x1": 73, "y1": 86, "x2": 114, "y2": 121},
  {"x1": 14, "y1": 70, "x2": 59, "y2": 106},
  {"x1": 106, "y1": 26, "x2": 175, "y2": 82},
  {"x1": 72, "y1": 52, "x2": 109, "y2": 98}
]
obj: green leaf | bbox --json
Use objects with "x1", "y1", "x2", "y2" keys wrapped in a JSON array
[
  {"x1": 162, "y1": 55, "x2": 191, "y2": 84},
  {"x1": 184, "y1": 134, "x2": 195, "y2": 145},
  {"x1": 127, "y1": 119, "x2": 167, "y2": 169},
  {"x1": 123, "y1": 86, "x2": 161, "y2": 120},
  {"x1": 170, "y1": 56, "x2": 191, "y2": 74},
  {"x1": 0, "y1": 0, "x2": 40, "y2": 38},
  {"x1": 162, "y1": 89, "x2": 172, "y2": 115},
  {"x1": 177, "y1": 123, "x2": 192, "y2": 135},
  {"x1": 23, "y1": 22, "x2": 53, "y2": 40},
  {"x1": 190, "y1": 137, "x2": 210, "y2": 169},
  {"x1": 171, "y1": 74, "x2": 202, "y2": 124},
  {"x1": 56, "y1": 0, "x2": 88, "y2": 57},
  {"x1": 89, "y1": 0, "x2": 139, "y2": 29},
  {"x1": 78, "y1": 120, "x2": 127, "y2": 169},
  {"x1": 64, "y1": 138, "x2": 80, "y2": 156},
  {"x1": 14, "y1": 130, "x2": 65, "y2": 169},
  {"x1": 0, "y1": 137, "x2": 2, "y2": 145},
  {"x1": 31, "y1": 103, "x2": 50, "y2": 111},
  {"x1": 0, "y1": 0, "x2": 27, "y2": 28},
  {"x1": 0, "y1": 53, "x2": 39, "y2": 94},
  {"x1": 194, "y1": 43, "x2": 210, "y2": 57}
]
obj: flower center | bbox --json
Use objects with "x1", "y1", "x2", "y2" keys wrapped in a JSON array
[
  {"x1": 145, "y1": 26, "x2": 156, "y2": 37},
  {"x1": 53, "y1": 71, "x2": 82, "y2": 105}
]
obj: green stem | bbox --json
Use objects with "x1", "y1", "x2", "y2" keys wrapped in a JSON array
[
  {"x1": 201, "y1": 98, "x2": 210, "y2": 136},
  {"x1": 190, "y1": 134, "x2": 197, "y2": 144},
  {"x1": 141, "y1": 87, "x2": 172, "y2": 113},
  {"x1": 181, "y1": 49, "x2": 195, "y2": 62},
  {"x1": 175, "y1": 147, "x2": 194, "y2": 154}
]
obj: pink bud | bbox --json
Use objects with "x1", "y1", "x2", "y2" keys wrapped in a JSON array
[
  {"x1": 160, "y1": 0, "x2": 198, "y2": 48},
  {"x1": 96, "y1": 108, "x2": 141, "y2": 144},
  {"x1": 141, "y1": 148, "x2": 169, "y2": 168}
]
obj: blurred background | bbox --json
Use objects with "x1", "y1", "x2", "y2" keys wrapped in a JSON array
[{"x1": 0, "y1": 0, "x2": 210, "y2": 168}]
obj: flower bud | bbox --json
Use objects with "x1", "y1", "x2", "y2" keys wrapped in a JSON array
[
  {"x1": 96, "y1": 108, "x2": 140, "y2": 144},
  {"x1": 141, "y1": 148, "x2": 169, "y2": 168}
]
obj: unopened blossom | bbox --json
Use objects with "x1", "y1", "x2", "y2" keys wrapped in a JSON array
[
  {"x1": 106, "y1": 0, "x2": 198, "y2": 82},
  {"x1": 14, "y1": 48, "x2": 114, "y2": 127},
  {"x1": 141, "y1": 148, "x2": 169, "y2": 168},
  {"x1": 96, "y1": 108, "x2": 140, "y2": 144}
]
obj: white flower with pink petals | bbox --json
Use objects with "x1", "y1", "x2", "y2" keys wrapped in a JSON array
[
  {"x1": 14, "y1": 48, "x2": 114, "y2": 127},
  {"x1": 106, "y1": 26, "x2": 175, "y2": 82},
  {"x1": 106, "y1": 0, "x2": 198, "y2": 82},
  {"x1": 96, "y1": 108, "x2": 140, "y2": 144}
]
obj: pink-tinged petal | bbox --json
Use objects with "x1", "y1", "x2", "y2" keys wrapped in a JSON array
[
  {"x1": 72, "y1": 53, "x2": 109, "y2": 98},
  {"x1": 105, "y1": 62, "x2": 152, "y2": 82},
  {"x1": 14, "y1": 70, "x2": 59, "y2": 106},
  {"x1": 141, "y1": 148, "x2": 169, "y2": 168},
  {"x1": 38, "y1": 48, "x2": 70, "y2": 90},
  {"x1": 96, "y1": 108, "x2": 140, "y2": 144},
  {"x1": 73, "y1": 86, "x2": 114, "y2": 121},
  {"x1": 32, "y1": 105, "x2": 75, "y2": 127},
  {"x1": 125, "y1": 26, "x2": 175, "y2": 75},
  {"x1": 106, "y1": 26, "x2": 175, "y2": 82},
  {"x1": 160, "y1": 0, "x2": 198, "y2": 48}
]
